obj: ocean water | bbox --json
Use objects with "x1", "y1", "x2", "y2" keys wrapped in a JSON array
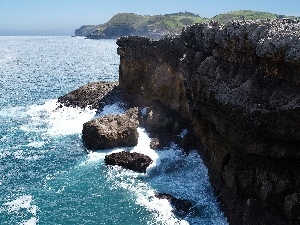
[{"x1": 0, "y1": 36, "x2": 228, "y2": 225}]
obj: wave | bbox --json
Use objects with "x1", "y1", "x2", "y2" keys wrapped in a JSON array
[
  {"x1": 78, "y1": 127, "x2": 228, "y2": 225},
  {"x1": 20, "y1": 99, "x2": 96, "y2": 136},
  {"x1": 2, "y1": 195, "x2": 38, "y2": 225}
]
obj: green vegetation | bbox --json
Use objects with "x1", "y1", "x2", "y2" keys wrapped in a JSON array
[
  {"x1": 78, "y1": 10, "x2": 297, "y2": 38},
  {"x1": 93, "y1": 12, "x2": 208, "y2": 35},
  {"x1": 212, "y1": 10, "x2": 279, "y2": 24}
]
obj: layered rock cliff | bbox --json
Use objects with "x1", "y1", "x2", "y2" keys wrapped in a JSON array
[{"x1": 117, "y1": 19, "x2": 300, "y2": 224}]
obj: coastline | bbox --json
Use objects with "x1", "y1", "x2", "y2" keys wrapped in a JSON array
[
  {"x1": 115, "y1": 19, "x2": 300, "y2": 224},
  {"x1": 61, "y1": 18, "x2": 300, "y2": 224}
]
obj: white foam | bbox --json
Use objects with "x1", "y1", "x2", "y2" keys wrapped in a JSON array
[
  {"x1": 26, "y1": 141, "x2": 45, "y2": 148},
  {"x1": 20, "y1": 99, "x2": 96, "y2": 136},
  {"x1": 100, "y1": 128, "x2": 189, "y2": 224},
  {"x1": 12, "y1": 150, "x2": 41, "y2": 161},
  {"x1": 106, "y1": 165, "x2": 189, "y2": 225},
  {"x1": 47, "y1": 104, "x2": 96, "y2": 136},
  {"x1": 83, "y1": 148, "x2": 124, "y2": 165},
  {"x1": 179, "y1": 129, "x2": 188, "y2": 138},
  {"x1": 131, "y1": 128, "x2": 160, "y2": 170},
  {"x1": 0, "y1": 105, "x2": 24, "y2": 118},
  {"x1": 141, "y1": 107, "x2": 148, "y2": 116},
  {"x1": 21, "y1": 217, "x2": 38, "y2": 225},
  {"x1": 3, "y1": 195, "x2": 38, "y2": 217},
  {"x1": 77, "y1": 114, "x2": 227, "y2": 224},
  {"x1": 98, "y1": 103, "x2": 125, "y2": 116},
  {"x1": 104, "y1": 128, "x2": 227, "y2": 224}
]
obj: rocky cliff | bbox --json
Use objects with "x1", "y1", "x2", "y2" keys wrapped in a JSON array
[
  {"x1": 75, "y1": 25, "x2": 96, "y2": 37},
  {"x1": 117, "y1": 19, "x2": 300, "y2": 224}
]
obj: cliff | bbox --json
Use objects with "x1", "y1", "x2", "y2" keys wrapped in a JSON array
[{"x1": 117, "y1": 18, "x2": 300, "y2": 224}]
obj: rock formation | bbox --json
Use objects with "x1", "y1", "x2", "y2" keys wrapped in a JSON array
[
  {"x1": 82, "y1": 108, "x2": 139, "y2": 150},
  {"x1": 104, "y1": 151, "x2": 153, "y2": 173},
  {"x1": 75, "y1": 25, "x2": 96, "y2": 37},
  {"x1": 155, "y1": 193, "x2": 192, "y2": 214},
  {"x1": 117, "y1": 19, "x2": 300, "y2": 224},
  {"x1": 58, "y1": 81, "x2": 118, "y2": 109}
]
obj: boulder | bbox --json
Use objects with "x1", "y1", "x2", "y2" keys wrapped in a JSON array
[
  {"x1": 82, "y1": 108, "x2": 139, "y2": 150},
  {"x1": 58, "y1": 81, "x2": 118, "y2": 109},
  {"x1": 155, "y1": 193, "x2": 192, "y2": 213},
  {"x1": 149, "y1": 133, "x2": 182, "y2": 150},
  {"x1": 149, "y1": 138, "x2": 160, "y2": 150},
  {"x1": 104, "y1": 151, "x2": 153, "y2": 173}
]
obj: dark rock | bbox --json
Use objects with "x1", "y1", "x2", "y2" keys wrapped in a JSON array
[
  {"x1": 149, "y1": 133, "x2": 182, "y2": 150},
  {"x1": 284, "y1": 193, "x2": 300, "y2": 219},
  {"x1": 155, "y1": 193, "x2": 192, "y2": 213},
  {"x1": 181, "y1": 130, "x2": 197, "y2": 152},
  {"x1": 58, "y1": 81, "x2": 118, "y2": 109},
  {"x1": 82, "y1": 108, "x2": 139, "y2": 150},
  {"x1": 104, "y1": 151, "x2": 153, "y2": 173},
  {"x1": 149, "y1": 138, "x2": 160, "y2": 150},
  {"x1": 139, "y1": 103, "x2": 186, "y2": 134}
]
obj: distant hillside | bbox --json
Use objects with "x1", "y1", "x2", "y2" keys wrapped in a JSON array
[
  {"x1": 75, "y1": 10, "x2": 295, "y2": 39},
  {"x1": 75, "y1": 25, "x2": 96, "y2": 36},
  {"x1": 84, "y1": 12, "x2": 208, "y2": 39},
  {"x1": 212, "y1": 10, "x2": 281, "y2": 24}
]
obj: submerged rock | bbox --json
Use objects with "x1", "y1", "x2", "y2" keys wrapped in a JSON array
[
  {"x1": 104, "y1": 151, "x2": 153, "y2": 173},
  {"x1": 82, "y1": 108, "x2": 139, "y2": 150},
  {"x1": 155, "y1": 193, "x2": 192, "y2": 213}
]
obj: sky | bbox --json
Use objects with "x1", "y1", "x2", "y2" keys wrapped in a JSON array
[{"x1": 0, "y1": 0, "x2": 299, "y2": 36}]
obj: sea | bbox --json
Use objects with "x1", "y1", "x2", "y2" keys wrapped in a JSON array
[{"x1": 0, "y1": 36, "x2": 228, "y2": 225}]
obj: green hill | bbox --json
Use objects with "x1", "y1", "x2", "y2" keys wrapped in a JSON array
[
  {"x1": 212, "y1": 10, "x2": 280, "y2": 24},
  {"x1": 86, "y1": 12, "x2": 208, "y2": 39},
  {"x1": 76, "y1": 10, "x2": 295, "y2": 39}
]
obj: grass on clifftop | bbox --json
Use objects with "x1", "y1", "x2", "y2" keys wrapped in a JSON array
[
  {"x1": 79, "y1": 10, "x2": 298, "y2": 38},
  {"x1": 212, "y1": 10, "x2": 280, "y2": 23},
  {"x1": 94, "y1": 12, "x2": 208, "y2": 34}
]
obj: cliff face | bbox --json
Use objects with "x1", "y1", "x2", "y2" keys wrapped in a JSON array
[{"x1": 117, "y1": 19, "x2": 300, "y2": 224}]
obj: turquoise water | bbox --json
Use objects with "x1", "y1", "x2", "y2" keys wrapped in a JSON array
[{"x1": 0, "y1": 36, "x2": 228, "y2": 225}]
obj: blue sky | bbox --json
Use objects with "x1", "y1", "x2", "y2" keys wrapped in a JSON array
[{"x1": 0, "y1": 0, "x2": 299, "y2": 36}]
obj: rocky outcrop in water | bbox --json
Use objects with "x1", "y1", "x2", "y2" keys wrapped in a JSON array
[
  {"x1": 105, "y1": 151, "x2": 153, "y2": 173},
  {"x1": 58, "y1": 82, "x2": 118, "y2": 109},
  {"x1": 82, "y1": 108, "x2": 139, "y2": 150},
  {"x1": 117, "y1": 19, "x2": 300, "y2": 224},
  {"x1": 155, "y1": 193, "x2": 192, "y2": 214}
]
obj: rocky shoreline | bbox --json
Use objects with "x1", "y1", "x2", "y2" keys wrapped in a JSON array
[
  {"x1": 57, "y1": 81, "x2": 195, "y2": 216},
  {"x1": 116, "y1": 19, "x2": 300, "y2": 224},
  {"x1": 60, "y1": 18, "x2": 300, "y2": 224}
]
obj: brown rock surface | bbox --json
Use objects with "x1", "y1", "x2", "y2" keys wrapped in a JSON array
[
  {"x1": 104, "y1": 151, "x2": 153, "y2": 173},
  {"x1": 82, "y1": 108, "x2": 139, "y2": 150},
  {"x1": 58, "y1": 81, "x2": 118, "y2": 109}
]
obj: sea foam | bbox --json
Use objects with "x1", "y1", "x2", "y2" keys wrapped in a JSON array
[
  {"x1": 20, "y1": 99, "x2": 96, "y2": 136},
  {"x1": 3, "y1": 195, "x2": 38, "y2": 225}
]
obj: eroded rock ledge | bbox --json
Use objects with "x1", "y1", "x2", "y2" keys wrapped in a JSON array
[{"x1": 117, "y1": 19, "x2": 300, "y2": 224}]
